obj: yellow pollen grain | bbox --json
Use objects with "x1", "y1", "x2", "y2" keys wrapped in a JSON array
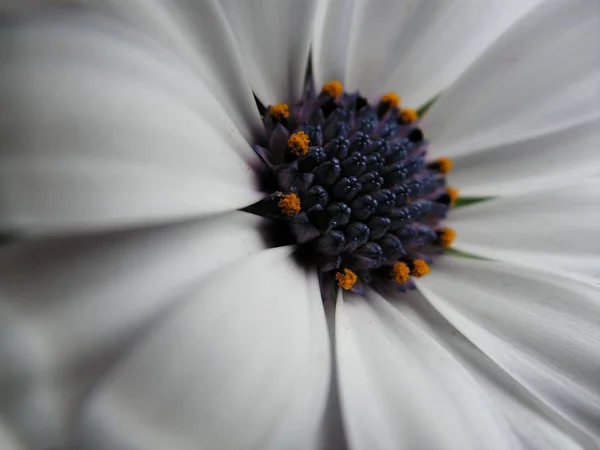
[
  {"x1": 437, "y1": 228, "x2": 457, "y2": 249},
  {"x1": 390, "y1": 262, "x2": 411, "y2": 284},
  {"x1": 400, "y1": 107, "x2": 418, "y2": 123},
  {"x1": 381, "y1": 92, "x2": 401, "y2": 108},
  {"x1": 446, "y1": 186, "x2": 459, "y2": 207},
  {"x1": 321, "y1": 80, "x2": 344, "y2": 99},
  {"x1": 278, "y1": 193, "x2": 301, "y2": 216},
  {"x1": 335, "y1": 268, "x2": 358, "y2": 290},
  {"x1": 411, "y1": 259, "x2": 430, "y2": 278},
  {"x1": 288, "y1": 130, "x2": 310, "y2": 155},
  {"x1": 436, "y1": 157, "x2": 454, "y2": 174},
  {"x1": 268, "y1": 103, "x2": 289, "y2": 121}
]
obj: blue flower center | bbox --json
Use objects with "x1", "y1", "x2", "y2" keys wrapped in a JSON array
[{"x1": 247, "y1": 81, "x2": 456, "y2": 300}]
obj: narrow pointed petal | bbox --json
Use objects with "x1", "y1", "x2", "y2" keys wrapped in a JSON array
[
  {"x1": 0, "y1": 212, "x2": 266, "y2": 449},
  {"x1": 0, "y1": 13, "x2": 262, "y2": 235},
  {"x1": 312, "y1": 0, "x2": 542, "y2": 107},
  {"x1": 402, "y1": 292, "x2": 594, "y2": 450},
  {"x1": 319, "y1": 297, "x2": 349, "y2": 450},
  {"x1": 89, "y1": 0, "x2": 263, "y2": 140},
  {"x1": 417, "y1": 256, "x2": 600, "y2": 441},
  {"x1": 424, "y1": 0, "x2": 600, "y2": 158},
  {"x1": 449, "y1": 181, "x2": 600, "y2": 282},
  {"x1": 220, "y1": 0, "x2": 318, "y2": 105},
  {"x1": 76, "y1": 247, "x2": 331, "y2": 450},
  {"x1": 448, "y1": 116, "x2": 600, "y2": 196},
  {"x1": 336, "y1": 289, "x2": 517, "y2": 450}
]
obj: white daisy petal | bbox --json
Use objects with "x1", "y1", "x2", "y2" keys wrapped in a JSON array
[
  {"x1": 312, "y1": 0, "x2": 542, "y2": 107},
  {"x1": 424, "y1": 0, "x2": 600, "y2": 158},
  {"x1": 220, "y1": 0, "x2": 318, "y2": 105},
  {"x1": 0, "y1": 422, "x2": 22, "y2": 450},
  {"x1": 76, "y1": 246, "x2": 331, "y2": 450},
  {"x1": 89, "y1": 0, "x2": 263, "y2": 141},
  {"x1": 406, "y1": 294, "x2": 592, "y2": 450},
  {"x1": 0, "y1": 211, "x2": 266, "y2": 449},
  {"x1": 448, "y1": 116, "x2": 600, "y2": 196},
  {"x1": 311, "y1": 0, "x2": 354, "y2": 90},
  {"x1": 336, "y1": 289, "x2": 517, "y2": 450},
  {"x1": 450, "y1": 181, "x2": 600, "y2": 282},
  {"x1": 319, "y1": 298, "x2": 349, "y2": 450},
  {"x1": 0, "y1": 0, "x2": 38, "y2": 15},
  {"x1": 417, "y1": 256, "x2": 600, "y2": 441},
  {"x1": 0, "y1": 13, "x2": 262, "y2": 235}
]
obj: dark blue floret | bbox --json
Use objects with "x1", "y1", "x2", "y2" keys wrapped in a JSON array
[
  {"x1": 367, "y1": 216, "x2": 391, "y2": 240},
  {"x1": 359, "y1": 171, "x2": 384, "y2": 194},
  {"x1": 303, "y1": 185, "x2": 329, "y2": 209},
  {"x1": 327, "y1": 201, "x2": 352, "y2": 226},
  {"x1": 341, "y1": 151, "x2": 367, "y2": 177},
  {"x1": 350, "y1": 195, "x2": 378, "y2": 221},
  {"x1": 324, "y1": 137, "x2": 350, "y2": 160},
  {"x1": 344, "y1": 222, "x2": 370, "y2": 252},
  {"x1": 333, "y1": 176, "x2": 361, "y2": 202},
  {"x1": 313, "y1": 158, "x2": 341, "y2": 186}
]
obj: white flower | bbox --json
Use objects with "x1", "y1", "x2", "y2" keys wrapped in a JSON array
[{"x1": 1, "y1": 1, "x2": 599, "y2": 449}]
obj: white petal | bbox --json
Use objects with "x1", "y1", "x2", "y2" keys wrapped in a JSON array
[
  {"x1": 0, "y1": 211, "x2": 266, "y2": 449},
  {"x1": 76, "y1": 246, "x2": 331, "y2": 450},
  {"x1": 0, "y1": 0, "x2": 40, "y2": 15},
  {"x1": 424, "y1": 0, "x2": 600, "y2": 158},
  {"x1": 0, "y1": 421, "x2": 23, "y2": 450},
  {"x1": 336, "y1": 288, "x2": 517, "y2": 450},
  {"x1": 417, "y1": 256, "x2": 600, "y2": 441},
  {"x1": 450, "y1": 181, "x2": 600, "y2": 282},
  {"x1": 311, "y1": 0, "x2": 354, "y2": 90},
  {"x1": 0, "y1": 13, "x2": 262, "y2": 235},
  {"x1": 447, "y1": 116, "x2": 600, "y2": 196},
  {"x1": 319, "y1": 297, "x2": 349, "y2": 450},
  {"x1": 404, "y1": 293, "x2": 592, "y2": 450},
  {"x1": 89, "y1": 0, "x2": 263, "y2": 141},
  {"x1": 220, "y1": 0, "x2": 318, "y2": 105},
  {"x1": 312, "y1": 0, "x2": 542, "y2": 107}
]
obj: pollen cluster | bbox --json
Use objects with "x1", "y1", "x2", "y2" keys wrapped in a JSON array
[
  {"x1": 321, "y1": 80, "x2": 344, "y2": 99},
  {"x1": 278, "y1": 193, "x2": 301, "y2": 216},
  {"x1": 400, "y1": 108, "x2": 418, "y2": 124},
  {"x1": 335, "y1": 268, "x2": 358, "y2": 290},
  {"x1": 288, "y1": 130, "x2": 310, "y2": 155},
  {"x1": 248, "y1": 80, "x2": 457, "y2": 300},
  {"x1": 381, "y1": 92, "x2": 401, "y2": 108},
  {"x1": 391, "y1": 262, "x2": 410, "y2": 284},
  {"x1": 410, "y1": 259, "x2": 431, "y2": 277},
  {"x1": 436, "y1": 227, "x2": 457, "y2": 248},
  {"x1": 269, "y1": 103, "x2": 289, "y2": 121},
  {"x1": 446, "y1": 187, "x2": 459, "y2": 207}
]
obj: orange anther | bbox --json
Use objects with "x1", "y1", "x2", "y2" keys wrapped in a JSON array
[
  {"x1": 268, "y1": 103, "x2": 289, "y2": 121},
  {"x1": 381, "y1": 92, "x2": 401, "y2": 108},
  {"x1": 436, "y1": 157, "x2": 453, "y2": 174},
  {"x1": 278, "y1": 193, "x2": 301, "y2": 216},
  {"x1": 400, "y1": 107, "x2": 418, "y2": 123},
  {"x1": 335, "y1": 268, "x2": 358, "y2": 290},
  {"x1": 437, "y1": 228, "x2": 457, "y2": 249},
  {"x1": 446, "y1": 187, "x2": 459, "y2": 207},
  {"x1": 321, "y1": 80, "x2": 344, "y2": 99},
  {"x1": 411, "y1": 260, "x2": 430, "y2": 278},
  {"x1": 390, "y1": 262, "x2": 411, "y2": 284},
  {"x1": 288, "y1": 130, "x2": 310, "y2": 155}
]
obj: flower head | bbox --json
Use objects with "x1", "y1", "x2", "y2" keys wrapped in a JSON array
[
  {"x1": 249, "y1": 78, "x2": 457, "y2": 297},
  {"x1": 1, "y1": 1, "x2": 599, "y2": 450}
]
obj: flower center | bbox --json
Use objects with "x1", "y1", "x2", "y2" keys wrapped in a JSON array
[{"x1": 247, "y1": 81, "x2": 456, "y2": 300}]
